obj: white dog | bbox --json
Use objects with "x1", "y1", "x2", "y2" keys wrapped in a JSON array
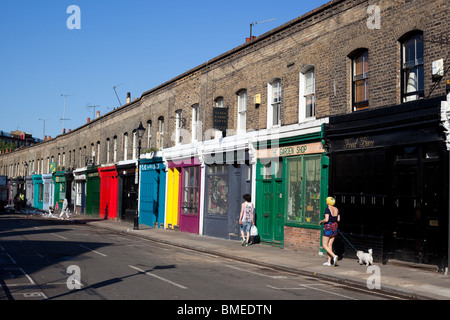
[{"x1": 357, "y1": 249, "x2": 373, "y2": 266}]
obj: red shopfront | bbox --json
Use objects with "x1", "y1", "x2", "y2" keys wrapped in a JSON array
[
  {"x1": 168, "y1": 158, "x2": 201, "y2": 234},
  {"x1": 98, "y1": 166, "x2": 119, "y2": 220}
]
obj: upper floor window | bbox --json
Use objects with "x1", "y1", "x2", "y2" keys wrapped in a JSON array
[
  {"x1": 123, "y1": 133, "x2": 128, "y2": 161},
  {"x1": 237, "y1": 89, "x2": 247, "y2": 133},
  {"x1": 175, "y1": 109, "x2": 183, "y2": 146},
  {"x1": 299, "y1": 66, "x2": 316, "y2": 122},
  {"x1": 192, "y1": 104, "x2": 199, "y2": 143},
  {"x1": 352, "y1": 49, "x2": 369, "y2": 111},
  {"x1": 215, "y1": 97, "x2": 224, "y2": 109},
  {"x1": 268, "y1": 78, "x2": 282, "y2": 128},
  {"x1": 401, "y1": 32, "x2": 424, "y2": 102},
  {"x1": 147, "y1": 121, "x2": 152, "y2": 149},
  {"x1": 158, "y1": 116, "x2": 164, "y2": 150},
  {"x1": 132, "y1": 131, "x2": 137, "y2": 159},
  {"x1": 113, "y1": 136, "x2": 117, "y2": 163}
]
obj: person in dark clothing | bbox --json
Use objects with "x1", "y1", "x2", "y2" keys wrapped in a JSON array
[{"x1": 319, "y1": 197, "x2": 340, "y2": 266}]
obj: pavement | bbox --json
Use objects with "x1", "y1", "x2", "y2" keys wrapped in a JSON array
[{"x1": 7, "y1": 209, "x2": 450, "y2": 300}]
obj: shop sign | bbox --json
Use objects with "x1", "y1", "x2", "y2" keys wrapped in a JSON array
[
  {"x1": 344, "y1": 136, "x2": 375, "y2": 149},
  {"x1": 213, "y1": 108, "x2": 228, "y2": 131},
  {"x1": 257, "y1": 142, "x2": 325, "y2": 159}
]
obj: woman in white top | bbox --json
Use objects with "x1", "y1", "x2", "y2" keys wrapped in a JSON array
[{"x1": 239, "y1": 194, "x2": 254, "y2": 246}]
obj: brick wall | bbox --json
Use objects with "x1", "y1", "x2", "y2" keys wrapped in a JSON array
[{"x1": 284, "y1": 226, "x2": 322, "y2": 254}]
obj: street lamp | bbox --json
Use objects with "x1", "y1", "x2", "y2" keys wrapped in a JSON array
[{"x1": 134, "y1": 122, "x2": 146, "y2": 230}]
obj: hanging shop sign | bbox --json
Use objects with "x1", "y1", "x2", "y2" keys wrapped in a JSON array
[
  {"x1": 257, "y1": 142, "x2": 325, "y2": 159},
  {"x1": 213, "y1": 108, "x2": 229, "y2": 131}
]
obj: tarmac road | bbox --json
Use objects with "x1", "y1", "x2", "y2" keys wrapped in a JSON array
[{"x1": 0, "y1": 215, "x2": 408, "y2": 303}]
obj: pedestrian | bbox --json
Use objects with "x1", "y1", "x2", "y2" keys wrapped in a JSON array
[
  {"x1": 239, "y1": 194, "x2": 254, "y2": 247},
  {"x1": 59, "y1": 198, "x2": 70, "y2": 220},
  {"x1": 319, "y1": 197, "x2": 340, "y2": 266}
]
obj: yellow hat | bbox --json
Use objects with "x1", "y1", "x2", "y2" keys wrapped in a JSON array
[{"x1": 326, "y1": 197, "x2": 336, "y2": 206}]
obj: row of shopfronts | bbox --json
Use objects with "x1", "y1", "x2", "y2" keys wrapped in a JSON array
[{"x1": 6, "y1": 95, "x2": 450, "y2": 265}]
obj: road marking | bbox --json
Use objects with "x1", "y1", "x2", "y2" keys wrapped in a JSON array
[
  {"x1": 51, "y1": 233, "x2": 68, "y2": 240},
  {"x1": 300, "y1": 284, "x2": 357, "y2": 300},
  {"x1": 129, "y1": 265, "x2": 187, "y2": 290},
  {"x1": 224, "y1": 264, "x2": 292, "y2": 279},
  {"x1": 6, "y1": 253, "x2": 17, "y2": 264},
  {"x1": 79, "y1": 244, "x2": 107, "y2": 257},
  {"x1": 3, "y1": 268, "x2": 36, "y2": 286},
  {"x1": 23, "y1": 292, "x2": 48, "y2": 299},
  {"x1": 267, "y1": 285, "x2": 306, "y2": 290}
]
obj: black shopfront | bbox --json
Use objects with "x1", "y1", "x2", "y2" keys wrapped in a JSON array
[{"x1": 324, "y1": 96, "x2": 449, "y2": 266}]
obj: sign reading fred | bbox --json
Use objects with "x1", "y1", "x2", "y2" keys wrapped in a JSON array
[{"x1": 258, "y1": 142, "x2": 325, "y2": 159}]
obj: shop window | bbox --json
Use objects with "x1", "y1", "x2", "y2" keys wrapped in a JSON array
[
  {"x1": 401, "y1": 32, "x2": 424, "y2": 102},
  {"x1": 287, "y1": 155, "x2": 322, "y2": 225},
  {"x1": 206, "y1": 165, "x2": 229, "y2": 216},
  {"x1": 351, "y1": 49, "x2": 369, "y2": 111}
]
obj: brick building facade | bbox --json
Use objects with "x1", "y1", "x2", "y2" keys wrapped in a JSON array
[{"x1": 1, "y1": 0, "x2": 449, "y2": 263}]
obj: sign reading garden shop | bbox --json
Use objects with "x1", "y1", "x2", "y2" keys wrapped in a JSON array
[{"x1": 257, "y1": 142, "x2": 325, "y2": 158}]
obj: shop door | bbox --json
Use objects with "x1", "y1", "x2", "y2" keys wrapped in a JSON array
[
  {"x1": 391, "y1": 144, "x2": 444, "y2": 264},
  {"x1": 140, "y1": 170, "x2": 160, "y2": 227},
  {"x1": 179, "y1": 166, "x2": 200, "y2": 234},
  {"x1": 259, "y1": 180, "x2": 284, "y2": 244},
  {"x1": 166, "y1": 168, "x2": 180, "y2": 229}
]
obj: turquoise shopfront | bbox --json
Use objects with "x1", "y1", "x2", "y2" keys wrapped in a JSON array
[{"x1": 139, "y1": 157, "x2": 166, "y2": 228}]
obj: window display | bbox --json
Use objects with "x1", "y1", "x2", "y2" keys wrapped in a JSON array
[{"x1": 287, "y1": 155, "x2": 321, "y2": 225}]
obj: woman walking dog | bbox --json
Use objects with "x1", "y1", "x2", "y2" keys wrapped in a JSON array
[{"x1": 319, "y1": 197, "x2": 340, "y2": 266}]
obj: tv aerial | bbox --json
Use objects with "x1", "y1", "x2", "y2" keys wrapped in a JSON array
[{"x1": 249, "y1": 18, "x2": 277, "y2": 39}]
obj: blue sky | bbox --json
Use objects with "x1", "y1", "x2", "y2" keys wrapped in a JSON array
[{"x1": 0, "y1": 0, "x2": 329, "y2": 140}]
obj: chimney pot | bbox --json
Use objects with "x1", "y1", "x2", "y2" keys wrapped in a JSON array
[
  {"x1": 127, "y1": 92, "x2": 131, "y2": 104},
  {"x1": 87, "y1": 117, "x2": 91, "y2": 123}
]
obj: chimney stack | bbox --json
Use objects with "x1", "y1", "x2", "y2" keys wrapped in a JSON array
[
  {"x1": 127, "y1": 92, "x2": 131, "y2": 104},
  {"x1": 96, "y1": 111, "x2": 100, "y2": 119}
]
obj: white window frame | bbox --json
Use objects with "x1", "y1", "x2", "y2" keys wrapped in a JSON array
[
  {"x1": 158, "y1": 117, "x2": 164, "y2": 150},
  {"x1": 123, "y1": 133, "x2": 128, "y2": 161},
  {"x1": 175, "y1": 110, "x2": 183, "y2": 146},
  {"x1": 299, "y1": 66, "x2": 316, "y2": 123},
  {"x1": 132, "y1": 131, "x2": 137, "y2": 159},
  {"x1": 267, "y1": 78, "x2": 282, "y2": 129},
  {"x1": 191, "y1": 104, "x2": 199, "y2": 143},
  {"x1": 113, "y1": 137, "x2": 117, "y2": 163},
  {"x1": 237, "y1": 90, "x2": 247, "y2": 133},
  {"x1": 147, "y1": 121, "x2": 152, "y2": 149}
]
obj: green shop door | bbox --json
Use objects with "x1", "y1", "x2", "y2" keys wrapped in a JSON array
[
  {"x1": 86, "y1": 167, "x2": 100, "y2": 217},
  {"x1": 257, "y1": 159, "x2": 284, "y2": 246}
]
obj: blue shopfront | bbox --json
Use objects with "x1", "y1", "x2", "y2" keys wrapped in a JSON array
[{"x1": 139, "y1": 157, "x2": 166, "y2": 228}]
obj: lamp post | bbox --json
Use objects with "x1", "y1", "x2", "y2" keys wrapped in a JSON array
[{"x1": 134, "y1": 122, "x2": 146, "y2": 230}]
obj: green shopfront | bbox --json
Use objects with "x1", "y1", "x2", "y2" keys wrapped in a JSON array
[{"x1": 256, "y1": 131, "x2": 329, "y2": 253}]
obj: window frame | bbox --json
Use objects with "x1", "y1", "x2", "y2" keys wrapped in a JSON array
[
  {"x1": 351, "y1": 49, "x2": 369, "y2": 111},
  {"x1": 267, "y1": 78, "x2": 282, "y2": 129},
  {"x1": 237, "y1": 89, "x2": 247, "y2": 133},
  {"x1": 401, "y1": 32, "x2": 424, "y2": 103},
  {"x1": 299, "y1": 66, "x2": 316, "y2": 122}
]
